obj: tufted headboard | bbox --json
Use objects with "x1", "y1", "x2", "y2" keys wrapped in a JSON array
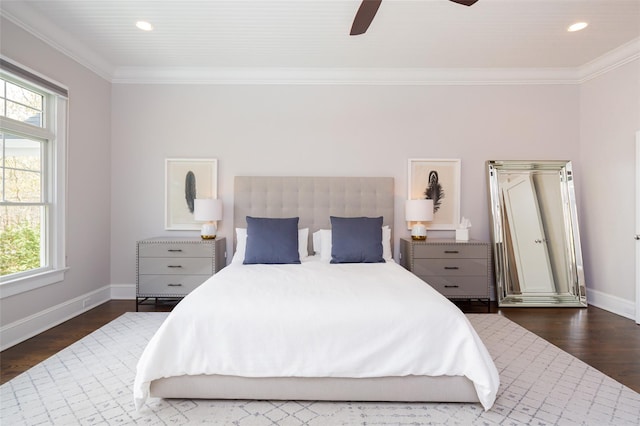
[{"x1": 234, "y1": 176, "x2": 394, "y2": 253}]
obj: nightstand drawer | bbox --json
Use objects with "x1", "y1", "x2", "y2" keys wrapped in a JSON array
[
  {"x1": 419, "y1": 276, "x2": 488, "y2": 297},
  {"x1": 138, "y1": 257, "x2": 214, "y2": 275},
  {"x1": 412, "y1": 244, "x2": 487, "y2": 259},
  {"x1": 138, "y1": 275, "x2": 208, "y2": 296},
  {"x1": 138, "y1": 243, "x2": 214, "y2": 258},
  {"x1": 136, "y1": 237, "x2": 226, "y2": 311},
  {"x1": 400, "y1": 238, "x2": 492, "y2": 305},
  {"x1": 413, "y1": 258, "x2": 487, "y2": 276}
]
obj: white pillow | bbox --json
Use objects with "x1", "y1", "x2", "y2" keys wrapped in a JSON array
[
  {"x1": 382, "y1": 225, "x2": 392, "y2": 260},
  {"x1": 298, "y1": 228, "x2": 309, "y2": 259},
  {"x1": 313, "y1": 226, "x2": 392, "y2": 261},
  {"x1": 319, "y1": 229, "x2": 332, "y2": 261},
  {"x1": 312, "y1": 229, "x2": 323, "y2": 255},
  {"x1": 233, "y1": 227, "x2": 309, "y2": 263}
]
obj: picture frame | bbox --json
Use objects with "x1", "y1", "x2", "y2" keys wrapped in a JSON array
[
  {"x1": 165, "y1": 158, "x2": 218, "y2": 230},
  {"x1": 408, "y1": 158, "x2": 461, "y2": 230}
]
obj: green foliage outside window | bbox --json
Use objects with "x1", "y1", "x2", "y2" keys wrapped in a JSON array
[
  {"x1": 0, "y1": 221, "x2": 41, "y2": 276},
  {"x1": 1, "y1": 73, "x2": 63, "y2": 280}
]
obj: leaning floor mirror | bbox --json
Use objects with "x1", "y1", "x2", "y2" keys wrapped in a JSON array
[{"x1": 486, "y1": 160, "x2": 587, "y2": 307}]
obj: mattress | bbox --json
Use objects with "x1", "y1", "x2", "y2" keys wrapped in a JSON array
[{"x1": 133, "y1": 256, "x2": 499, "y2": 410}]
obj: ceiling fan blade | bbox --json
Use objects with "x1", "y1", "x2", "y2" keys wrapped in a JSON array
[
  {"x1": 350, "y1": 0, "x2": 382, "y2": 36},
  {"x1": 449, "y1": 0, "x2": 479, "y2": 6}
]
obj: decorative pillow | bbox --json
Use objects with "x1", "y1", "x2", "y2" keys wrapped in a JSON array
[
  {"x1": 243, "y1": 216, "x2": 301, "y2": 264},
  {"x1": 330, "y1": 216, "x2": 385, "y2": 264},
  {"x1": 234, "y1": 227, "x2": 308, "y2": 264},
  {"x1": 314, "y1": 225, "x2": 392, "y2": 261}
]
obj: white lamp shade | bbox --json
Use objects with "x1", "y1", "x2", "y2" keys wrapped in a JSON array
[
  {"x1": 405, "y1": 199, "x2": 434, "y2": 222},
  {"x1": 194, "y1": 198, "x2": 223, "y2": 222}
]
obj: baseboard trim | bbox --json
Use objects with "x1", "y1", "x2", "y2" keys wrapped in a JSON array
[
  {"x1": 587, "y1": 288, "x2": 635, "y2": 320},
  {"x1": 0, "y1": 285, "x2": 111, "y2": 351}
]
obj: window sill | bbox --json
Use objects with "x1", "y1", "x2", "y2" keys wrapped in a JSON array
[{"x1": 0, "y1": 267, "x2": 69, "y2": 299}]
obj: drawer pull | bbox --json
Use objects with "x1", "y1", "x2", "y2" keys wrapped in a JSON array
[
  {"x1": 444, "y1": 250, "x2": 459, "y2": 254},
  {"x1": 167, "y1": 249, "x2": 183, "y2": 252},
  {"x1": 444, "y1": 266, "x2": 459, "y2": 270},
  {"x1": 167, "y1": 283, "x2": 183, "y2": 287},
  {"x1": 444, "y1": 285, "x2": 460, "y2": 288},
  {"x1": 167, "y1": 265, "x2": 183, "y2": 268}
]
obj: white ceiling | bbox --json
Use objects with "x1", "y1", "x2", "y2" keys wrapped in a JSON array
[{"x1": 2, "y1": 0, "x2": 639, "y2": 83}]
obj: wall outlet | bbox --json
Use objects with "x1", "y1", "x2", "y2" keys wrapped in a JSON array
[{"x1": 82, "y1": 298, "x2": 91, "y2": 308}]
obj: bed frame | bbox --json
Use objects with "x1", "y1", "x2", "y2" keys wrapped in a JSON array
[{"x1": 150, "y1": 176, "x2": 480, "y2": 404}]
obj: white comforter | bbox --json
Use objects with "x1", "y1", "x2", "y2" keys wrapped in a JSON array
[{"x1": 133, "y1": 257, "x2": 499, "y2": 410}]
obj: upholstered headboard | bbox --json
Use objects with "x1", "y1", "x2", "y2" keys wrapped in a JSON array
[{"x1": 234, "y1": 176, "x2": 394, "y2": 253}]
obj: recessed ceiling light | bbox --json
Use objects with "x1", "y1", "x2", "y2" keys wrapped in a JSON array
[
  {"x1": 568, "y1": 22, "x2": 588, "y2": 32},
  {"x1": 136, "y1": 21, "x2": 153, "y2": 31}
]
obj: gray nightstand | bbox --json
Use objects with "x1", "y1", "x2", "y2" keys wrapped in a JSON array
[
  {"x1": 136, "y1": 237, "x2": 226, "y2": 310},
  {"x1": 400, "y1": 237, "x2": 492, "y2": 309}
]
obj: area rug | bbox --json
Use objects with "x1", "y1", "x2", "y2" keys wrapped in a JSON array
[{"x1": 2, "y1": 313, "x2": 639, "y2": 425}]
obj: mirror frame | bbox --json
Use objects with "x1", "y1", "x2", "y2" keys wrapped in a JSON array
[{"x1": 487, "y1": 160, "x2": 587, "y2": 307}]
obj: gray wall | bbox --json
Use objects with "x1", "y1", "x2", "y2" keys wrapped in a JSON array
[
  {"x1": 109, "y1": 83, "x2": 580, "y2": 286},
  {"x1": 580, "y1": 59, "x2": 640, "y2": 314},
  {"x1": 0, "y1": 18, "x2": 112, "y2": 326}
]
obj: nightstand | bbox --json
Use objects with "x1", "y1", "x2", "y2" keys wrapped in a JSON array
[
  {"x1": 136, "y1": 237, "x2": 226, "y2": 310},
  {"x1": 400, "y1": 237, "x2": 492, "y2": 309}
]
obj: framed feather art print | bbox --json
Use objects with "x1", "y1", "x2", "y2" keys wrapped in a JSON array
[
  {"x1": 408, "y1": 158, "x2": 460, "y2": 230},
  {"x1": 165, "y1": 158, "x2": 218, "y2": 230}
]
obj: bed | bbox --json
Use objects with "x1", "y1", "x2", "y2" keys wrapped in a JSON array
[{"x1": 133, "y1": 177, "x2": 499, "y2": 410}]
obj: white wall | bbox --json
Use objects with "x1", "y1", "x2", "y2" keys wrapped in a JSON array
[
  {"x1": 579, "y1": 58, "x2": 640, "y2": 318},
  {"x1": 0, "y1": 19, "x2": 112, "y2": 333},
  {"x1": 110, "y1": 83, "x2": 580, "y2": 287}
]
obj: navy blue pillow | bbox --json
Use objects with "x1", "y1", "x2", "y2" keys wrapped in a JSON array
[
  {"x1": 243, "y1": 216, "x2": 301, "y2": 264},
  {"x1": 330, "y1": 216, "x2": 385, "y2": 264}
]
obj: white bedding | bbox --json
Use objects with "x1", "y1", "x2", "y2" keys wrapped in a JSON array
[{"x1": 133, "y1": 256, "x2": 499, "y2": 410}]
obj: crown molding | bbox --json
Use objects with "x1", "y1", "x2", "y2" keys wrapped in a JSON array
[
  {"x1": 2, "y1": 1, "x2": 638, "y2": 86},
  {"x1": 578, "y1": 37, "x2": 640, "y2": 83},
  {"x1": 1, "y1": 1, "x2": 114, "y2": 82},
  {"x1": 112, "y1": 66, "x2": 581, "y2": 85}
]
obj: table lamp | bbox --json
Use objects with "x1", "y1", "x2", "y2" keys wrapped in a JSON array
[
  {"x1": 194, "y1": 198, "x2": 222, "y2": 239},
  {"x1": 405, "y1": 199, "x2": 434, "y2": 240}
]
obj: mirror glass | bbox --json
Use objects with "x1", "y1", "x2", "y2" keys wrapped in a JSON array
[{"x1": 487, "y1": 160, "x2": 587, "y2": 307}]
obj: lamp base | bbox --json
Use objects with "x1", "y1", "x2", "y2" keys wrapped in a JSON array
[
  {"x1": 411, "y1": 223, "x2": 427, "y2": 240},
  {"x1": 200, "y1": 222, "x2": 217, "y2": 240}
]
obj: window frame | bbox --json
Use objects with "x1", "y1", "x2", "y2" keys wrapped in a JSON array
[{"x1": 0, "y1": 59, "x2": 68, "y2": 298}]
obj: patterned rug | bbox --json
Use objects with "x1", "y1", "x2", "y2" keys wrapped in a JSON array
[{"x1": 1, "y1": 312, "x2": 639, "y2": 425}]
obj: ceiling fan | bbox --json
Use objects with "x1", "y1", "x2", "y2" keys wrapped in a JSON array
[{"x1": 350, "y1": 0, "x2": 479, "y2": 36}]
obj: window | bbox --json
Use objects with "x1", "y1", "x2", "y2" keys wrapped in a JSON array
[{"x1": 0, "y1": 59, "x2": 68, "y2": 298}]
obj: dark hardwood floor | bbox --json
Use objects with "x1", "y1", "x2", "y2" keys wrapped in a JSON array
[
  {"x1": 0, "y1": 300, "x2": 172, "y2": 385},
  {"x1": 498, "y1": 305, "x2": 640, "y2": 394},
  {"x1": 1, "y1": 300, "x2": 639, "y2": 394}
]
